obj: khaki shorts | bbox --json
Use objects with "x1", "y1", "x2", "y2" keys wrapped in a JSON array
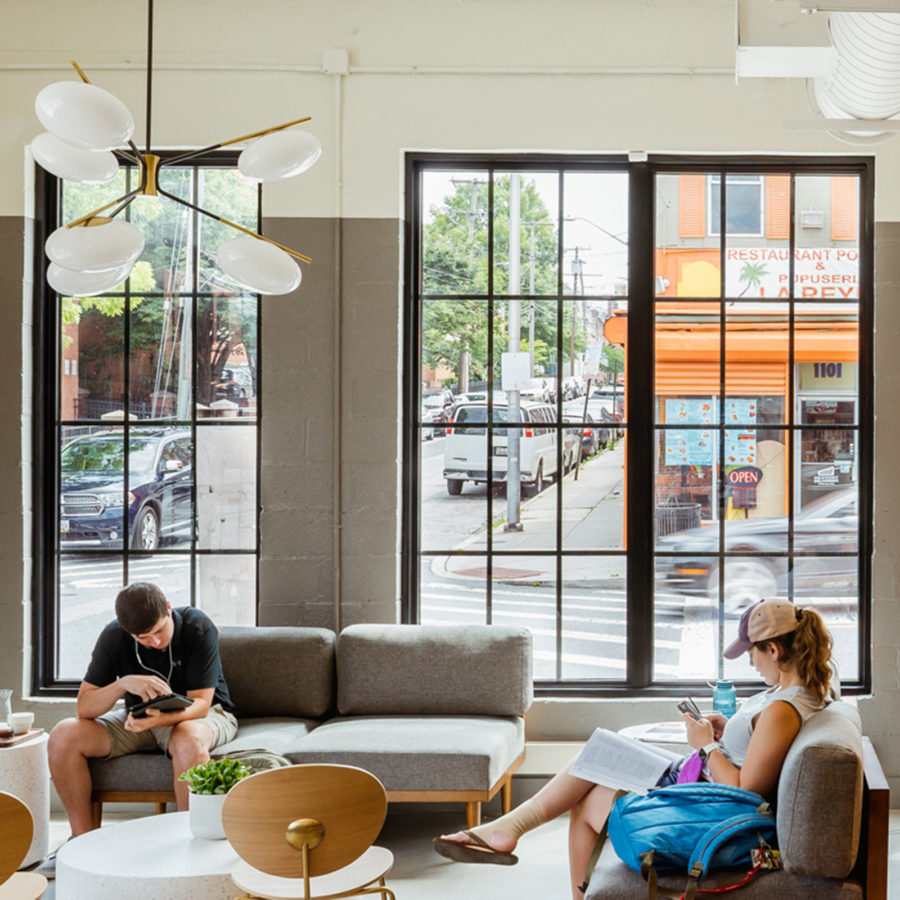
[{"x1": 97, "y1": 703, "x2": 238, "y2": 760}]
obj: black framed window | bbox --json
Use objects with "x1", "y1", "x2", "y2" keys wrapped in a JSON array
[
  {"x1": 33, "y1": 154, "x2": 261, "y2": 692},
  {"x1": 403, "y1": 153, "x2": 872, "y2": 696}
]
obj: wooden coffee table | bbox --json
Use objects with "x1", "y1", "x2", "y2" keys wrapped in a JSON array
[{"x1": 56, "y1": 811, "x2": 239, "y2": 900}]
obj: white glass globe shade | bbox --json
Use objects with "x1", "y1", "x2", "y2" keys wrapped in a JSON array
[
  {"x1": 238, "y1": 130, "x2": 322, "y2": 183},
  {"x1": 216, "y1": 237, "x2": 302, "y2": 295},
  {"x1": 48, "y1": 261, "x2": 134, "y2": 297},
  {"x1": 31, "y1": 132, "x2": 119, "y2": 183},
  {"x1": 46, "y1": 219, "x2": 144, "y2": 273},
  {"x1": 35, "y1": 81, "x2": 134, "y2": 151}
]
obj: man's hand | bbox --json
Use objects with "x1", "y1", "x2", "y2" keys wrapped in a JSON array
[
  {"x1": 116, "y1": 674, "x2": 170, "y2": 700},
  {"x1": 124, "y1": 706, "x2": 162, "y2": 733}
]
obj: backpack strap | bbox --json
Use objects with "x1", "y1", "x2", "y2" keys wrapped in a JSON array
[
  {"x1": 577, "y1": 789, "x2": 629, "y2": 895},
  {"x1": 682, "y1": 811, "x2": 776, "y2": 900}
]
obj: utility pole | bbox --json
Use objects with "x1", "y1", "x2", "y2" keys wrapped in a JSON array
[{"x1": 566, "y1": 246, "x2": 589, "y2": 375}]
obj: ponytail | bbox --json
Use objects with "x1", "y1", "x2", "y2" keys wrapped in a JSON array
[{"x1": 757, "y1": 607, "x2": 834, "y2": 703}]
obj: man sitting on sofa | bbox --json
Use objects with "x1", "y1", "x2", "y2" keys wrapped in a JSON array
[{"x1": 40, "y1": 582, "x2": 237, "y2": 874}]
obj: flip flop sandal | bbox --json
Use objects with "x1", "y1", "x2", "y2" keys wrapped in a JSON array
[{"x1": 433, "y1": 830, "x2": 519, "y2": 866}]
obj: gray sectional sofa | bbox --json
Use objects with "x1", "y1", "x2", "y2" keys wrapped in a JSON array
[
  {"x1": 585, "y1": 701, "x2": 889, "y2": 900},
  {"x1": 89, "y1": 623, "x2": 533, "y2": 829}
]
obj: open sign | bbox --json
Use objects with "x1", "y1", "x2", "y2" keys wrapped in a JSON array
[{"x1": 727, "y1": 466, "x2": 762, "y2": 486}]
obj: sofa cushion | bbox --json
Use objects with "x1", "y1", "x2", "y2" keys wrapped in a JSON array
[
  {"x1": 89, "y1": 717, "x2": 320, "y2": 791},
  {"x1": 285, "y1": 715, "x2": 525, "y2": 791},
  {"x1": 213, "y1": 717, "x2": 320, "y2": 758},
  {"x1": 586, "y1": 839, "x2": 862, "y2": 899},
  {"x1": 776, "y1": 700, "x2": 863, "y2": 878},
  {"x1": 219, "y1": 626, "x2": 335, "y2": 719},
  {"x1": 336, "y1": 624, "x2": 533, "y2": 716},
  {"x1": 89, "y1": 751, "x2": 173, "y2": 793}
]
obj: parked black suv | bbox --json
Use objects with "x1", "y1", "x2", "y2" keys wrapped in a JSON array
[{"x1": 59, "y1": 428, "x2": 193, "y2": 550}]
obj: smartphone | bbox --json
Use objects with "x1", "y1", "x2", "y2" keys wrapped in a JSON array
[{"x1": 677, "y1": 697, "x2": 702, "y2": 720}]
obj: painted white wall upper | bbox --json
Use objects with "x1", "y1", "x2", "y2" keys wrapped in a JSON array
[{"x1": 3, "y1": 0, "x2": 900, "y2": 218}]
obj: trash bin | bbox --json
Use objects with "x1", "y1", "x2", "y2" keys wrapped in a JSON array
[{"x1": 655, "y1": 499, "x2": 701, "y2": 537}]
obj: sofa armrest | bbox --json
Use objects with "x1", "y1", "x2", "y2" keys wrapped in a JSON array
[{"x1": 855, "y1": 736, "x2": 889, "y2": 900}]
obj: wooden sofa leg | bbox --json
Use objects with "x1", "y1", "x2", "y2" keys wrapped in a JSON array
[
  {"x1": 501, "y1": 776, "x2": 513, "y2": 814},
  {"x1": 155, "y1": 802, "x2": 167, "y2": 815},
  {"x1": 466, "y1": 801, "x2": 482, "y2": 829},
  {"x1": 91, "y1": 800, "x2": 102, "y2": 829}
]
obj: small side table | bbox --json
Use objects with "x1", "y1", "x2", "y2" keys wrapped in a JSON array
[
  {"x1": 57, "y1": 811, "x2": 239, "y2": 900},
  {"x1": 0, "y1": 731, "x2": 50, "y2": 867}
]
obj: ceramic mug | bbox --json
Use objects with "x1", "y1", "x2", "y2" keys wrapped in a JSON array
[{"x1": 9, "y1": 712, "x2": 34, "y2": 735}]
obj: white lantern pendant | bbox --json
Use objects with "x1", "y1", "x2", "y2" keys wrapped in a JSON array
[
  {"x1": 35, "y1": 81, "x2": 134, "y2": 151},
  {"x1": 46, "y1": 219, "x2": 145, "y2": 273},
  {"x1": 31, "y1": 133, "x2": 119, "y2": 184},
  {"x1": 216, "y1": 237, "x2": 302, "y2": 295},
  {"x1": 238, "y1": 131, "x2": 322, "y2": 183},
  {"x1": 47, "y1": 261, "x2": 135, "y2": 297}
]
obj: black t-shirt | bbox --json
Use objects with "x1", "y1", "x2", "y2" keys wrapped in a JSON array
[{"x1": 83, "y1": 607, "x2": 235, "y2": 713}]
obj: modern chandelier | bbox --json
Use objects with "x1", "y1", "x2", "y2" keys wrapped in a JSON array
[{"x1": 31, "y1": 0, "x2": 321, "y2": 297}]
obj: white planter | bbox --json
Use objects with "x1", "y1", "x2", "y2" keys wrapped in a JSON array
[{"x1": 188, "y1": 791, "x2": 228, "y2": 840}]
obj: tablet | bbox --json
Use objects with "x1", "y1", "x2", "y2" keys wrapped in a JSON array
[{"x1": 129, "y1": 693, "x2": 194, "y2": 717}]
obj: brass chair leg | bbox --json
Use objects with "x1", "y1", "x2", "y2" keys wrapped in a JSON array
[{"x1": 466, "y1": 800, "x2": 481, "y2": 829}]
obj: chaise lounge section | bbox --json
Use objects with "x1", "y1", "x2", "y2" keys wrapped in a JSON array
[{"x1": 584, "y1": 701, "x2": 888, "y2": 900}]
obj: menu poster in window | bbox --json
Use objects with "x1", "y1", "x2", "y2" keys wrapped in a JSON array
[
  {"x1": 664, "y1": 398, "x2": 757, "y2": 466},
  {"x1": 666, "y1": 398, "x2": 715, "y2": 425}
]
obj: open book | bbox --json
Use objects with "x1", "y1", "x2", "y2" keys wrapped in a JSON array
[{"x1": 568, "y1": 727, "x2": 685, "y2": 793}]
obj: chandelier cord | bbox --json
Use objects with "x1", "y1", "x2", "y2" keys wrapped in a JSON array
[{"x1": 145, "y1": 0, "x2": 154, "y2": 156}]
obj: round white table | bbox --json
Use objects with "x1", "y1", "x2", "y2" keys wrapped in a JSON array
[
  {"x1": 56, "y1": 811, "x2": 239, "y2": 900},
  {"x1": 0, "y1": 731, "x2": 50, "y2": 867}
]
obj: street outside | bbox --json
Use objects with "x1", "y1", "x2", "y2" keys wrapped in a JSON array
[
  {"x1": 56, "y1": 432, "x2": 859, "y2": 685},
  {"x1": 418, "y1": 433, "x2": 859, "y2": 684}
]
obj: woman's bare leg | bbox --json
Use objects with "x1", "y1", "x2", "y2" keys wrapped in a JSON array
[
  {"x1": 568, "y1": 783, "x2": 616, "y2": 900},
  {"x1": 439, "y1": 754, "x2": 594, "y2": 853}
]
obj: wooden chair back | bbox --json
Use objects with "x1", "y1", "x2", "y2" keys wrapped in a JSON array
[
  {"x1": 0, "y1": 792, "x2": 34, "y2": 884},
  {"x1": 221, "y1": 764, "x2": 387, "y2": 879}
]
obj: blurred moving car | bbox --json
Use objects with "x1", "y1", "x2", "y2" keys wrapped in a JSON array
[
  {"x1": 60, "y1": 428, "x2": 193, "y2": 550},
  {"x1": 656, "y1": 487, "x2": 858, "y2": 613}
]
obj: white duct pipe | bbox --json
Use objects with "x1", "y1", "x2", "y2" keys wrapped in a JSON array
[{"x1": 810, "y1": 11, "x2": 900, "y2": 143}]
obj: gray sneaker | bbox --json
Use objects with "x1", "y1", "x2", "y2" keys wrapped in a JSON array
[{"x1": 33, "y1": 837, "x2": 73, "y2": 880}]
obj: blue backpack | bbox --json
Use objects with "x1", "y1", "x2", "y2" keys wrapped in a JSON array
[{"x1": 583, "y1": 784, "x2": 777, "y2": 900}]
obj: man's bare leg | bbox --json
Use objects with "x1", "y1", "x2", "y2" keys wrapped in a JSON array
[
  {"x1": 47, "y1": 718, "x2": 112, "y2": 835},
  {"x1": 167, "y1": 719, "x2": 214, "y2": 811}
]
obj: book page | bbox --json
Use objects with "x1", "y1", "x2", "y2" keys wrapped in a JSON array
[{"x1": 568, "y1": 727, "x2": 684, "y2": 793}]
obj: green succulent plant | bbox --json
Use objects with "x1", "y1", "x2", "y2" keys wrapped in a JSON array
[{"x1": 177, "y1": 758, "x2": 250, "y2": 795}]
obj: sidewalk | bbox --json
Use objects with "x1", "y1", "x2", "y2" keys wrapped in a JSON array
[{"x1": 438, "y1": 440, "x2": 627, "y2": 587}]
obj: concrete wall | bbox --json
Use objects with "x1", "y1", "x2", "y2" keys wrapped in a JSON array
[{"x1": 2, "y1": 0, "x2": 899, "y2": 791}]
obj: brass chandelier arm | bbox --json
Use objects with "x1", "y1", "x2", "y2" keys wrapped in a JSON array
[
  {"x1": 160, "y1": 115, "x2": 313, "y2": 168},
  {"x1": 65, "y1": 187, "x2": 143, "y2": 229},
  {"x1": 156, "y1": 185, "x2": 312, "y2": 263}
]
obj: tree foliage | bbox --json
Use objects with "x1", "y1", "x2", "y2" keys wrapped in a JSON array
[
  {"x1": 59, "y1": 167, "x2": 259, "y2": 410},
  {"x1": 422, "y1": 175, "x2": 589, "y2": 387}
]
